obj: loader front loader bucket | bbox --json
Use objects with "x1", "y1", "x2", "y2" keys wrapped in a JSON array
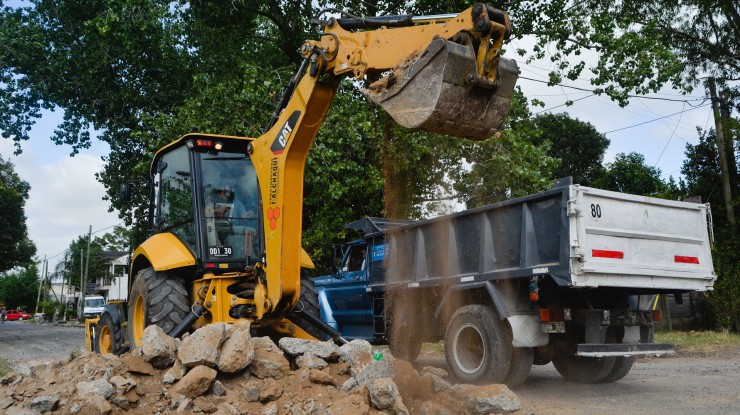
[{"x1": 363, "y1": 37, "x2": 519, "y2": 141}]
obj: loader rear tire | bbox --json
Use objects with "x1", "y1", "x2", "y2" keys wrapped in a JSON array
[
  {"x1": 289, "y1": 271, "x2": 324, "y2": 340},
  {"x1": 127, "y1": 268, "x2": 189, "y2": 348},
  {"x1": 445, "y1": 304, "x2": 511, "y2": 384}
]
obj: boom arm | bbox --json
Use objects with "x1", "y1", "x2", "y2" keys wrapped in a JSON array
[{"x1": 247, "y1": 3, "x2": 518, "y2": 325}]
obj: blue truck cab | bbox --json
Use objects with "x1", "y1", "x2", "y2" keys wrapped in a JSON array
[{"x1": 313, "y1": 218, "x2": 412, "y2": 342}]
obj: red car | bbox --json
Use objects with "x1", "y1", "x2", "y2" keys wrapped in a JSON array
[{"x1": 5, "y1": 310, "x2": 32, "y2": 321}]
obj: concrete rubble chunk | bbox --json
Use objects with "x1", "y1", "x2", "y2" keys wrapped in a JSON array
[
  {"x1": 430, "y1": 373, "x2": 452, "y2": 392},
  {"x1": 0, "y1": 372, "x2": 22, "y2": 386},
  {"x1": 351, "y1": 350, "x2": 396, "y2": 388},
  {"x1": 76, "y1": 379, "x2": 115, "y2": 399},
  {"x1": 83, "y1": 394, "x2": 113, "y2": 415},
  {"x1": 211, "y1": 379, "x2": 226, "y2": 396},
  {"x1": 242, "y1": 381, "x2": 261, "y2": 402},
  {"x1": 171, "y1": 365, "x2": 218, "y2": 399},
  {"x1": 215, "y1": 402, "x2": 240, "y2": 415},
  {"x1": 109, "y1": 375, "x2": 137, "y2": 394},
  {"x1": 164, "y1": 358, "x2": 187, "y2": 384},
  {"x1": 248, "y1": 337, "x2": 290, "y2": 379},
  {"x1": 421, "y1": 366, "x2": 448, "y2": 378},
  {"x1": 452, "y1": 384, "x2": 521, "y2": 414},
  {"x1": 262, "y1": 402, "x2": 278, "y2": 415},
  {"x1": 141, "y1": 324, "x2": 178, "y2": 368},
  {"x1": 337, "y1": 339, "x2": 372, "y2": 366},
  {"x1": 296, "y1": 352, "x2": 329, "y2": 369},
  {"x1": 217, "y1": 321, "x2": 255, "y2": 373},
  {"x1": 309, "y1": 368, "x2": 339, "y2": 386},
  {"x1": 179, "y1": 322, "x2": 228, "y2": 368},
  {"x1": 30, "y1": 395, "x2": 60, "y2": 412},
  {"x1": 278, "y1": 337, "x2": 336, "y2": 358},
  {"x1": 368, "y1": 377, "x2": 409, "y2": 415},
  {"x1": 120, "y1": 353, "x2": 157, "y2": 376},
  {"x1": 259, "y1": 379, "x2": 284, "y2": 402}
]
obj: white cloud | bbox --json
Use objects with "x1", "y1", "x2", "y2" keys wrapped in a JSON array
[{"x1": 0, "y1": 137, "x2": 121, "y2": 271}]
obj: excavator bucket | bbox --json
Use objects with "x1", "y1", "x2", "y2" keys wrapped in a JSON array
[{"x1": 363, "y1": 37, "x2": 519, "y2": 141}]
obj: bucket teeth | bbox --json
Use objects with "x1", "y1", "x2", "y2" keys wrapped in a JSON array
[{"x1": 363, "y1": 38, "x2": 519, "y2": 141}]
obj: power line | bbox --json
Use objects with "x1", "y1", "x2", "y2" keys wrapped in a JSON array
[
  {"x1": 603, "y1": 103, "x2": 711, "y2": 134},
  {"x1": 519, "y1": 75, "x2": 708, "y2": 105},
  {"x1": 654, "y1": 102, "x2": 685, "y2": 167}
]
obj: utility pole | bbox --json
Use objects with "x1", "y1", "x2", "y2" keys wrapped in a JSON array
[
  {"x1": 708, "y1": 77, "x2": 736, "y2": 233},
  {"x1": 79, "y1": 225, "x2": 92, "y2": 320},
  {"x1": 34, "y1": 256, "x2": 46, "y2": 317}
]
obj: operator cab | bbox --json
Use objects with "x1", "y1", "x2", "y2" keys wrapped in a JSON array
[{"x1": 150, "y1": 134, "x2": 262, "y2": 272}]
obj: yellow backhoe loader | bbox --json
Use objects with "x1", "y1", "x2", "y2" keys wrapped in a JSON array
[{"x1": 87, "y1": 3, "x2": 519, "y2": 354}]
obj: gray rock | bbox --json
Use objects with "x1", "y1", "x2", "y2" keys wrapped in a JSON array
[
  {"x1": 259, "y1": 379, "x2": 284, "y2": 402},
  {"x1": 211, "y1": 380, "x2": 226, "y2": 396},
  {"x1": 452, "y1": 384, "x2": 521, "y2": 414},
  {"x1": 278, "y1": 337, "x2": 336, "y2": 358},
  {"x1": 242, "y1": 381, "x2": 261, "y2": 402},
  {"x1": 30, "y1": 395, "x2": 59, "y2": 412},
  {"x1": 217, "y1": 321, "x2": 254, "y2": 373},
  {"x1": 340, "y1": 377, "x2": 359, "y2": 394},
  {"x1": 171, "y1": 365, "x2": 218, "y2": 399},
  {"x1": 262, "y1": 402, "x2": 279, "y2": 415},
  {"x1": 215, "y1": 402, "x2": 239, "y2": 415},
  {"x1": 295, "y1": 352, "x2": 328, "y2": 370},
  {"x1": 368, "y1": 377, "x2": 408, "y2": 414},
  {"x1": 141, "y1": 324, "x2": 178, "y2": 369},
  {"x1": 248, "y1": 337, "x2": 290, "y2": 379},
  {"x1": 351, "y1": 351, "x2": 396, "y2": 388},
  {"x1": 430, "y1": 373, "x2": 452, "y2": 392},
  {"x1": 109, "y1": 375, "x2": 137, "y2": 394},
  {"x1": 76, "y1": 379, "x2": 115, "y2": 399},
  {"x1": 70, "y1": 403, "x2": 82, "y2": 414},
  {"x1": 337, "y1": 339, "x2": 372, "y2": 366},
  {"x1": 179, "y1": 323, "x2": 228, "y2": 368}
]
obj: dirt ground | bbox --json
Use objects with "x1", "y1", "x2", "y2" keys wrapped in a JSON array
[{"x1": 2, "y1": 321, "x2": 739, "y2": 414}]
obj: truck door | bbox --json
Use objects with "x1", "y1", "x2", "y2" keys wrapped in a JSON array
[{"x1": 320, "y1": 243, "x2": 373, "y2": 333}]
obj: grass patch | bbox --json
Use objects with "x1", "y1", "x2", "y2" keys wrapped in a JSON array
[
  {"x1": 656, "y1": 330, "x2": 740, "y2": 356},
  {"x1": 0, "y1": 357, "x2": 11, "y2": 378}
]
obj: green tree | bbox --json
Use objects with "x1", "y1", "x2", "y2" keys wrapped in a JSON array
[
  {"x1": 0, "y1": 154, "x2": 36, "y2": 273},
  {"x1": 532, "y1": 113, "x2": 609, "y2": 186},
  {"x1": 454, "y1": 90, "x2": 559, "y2": 208},
  {"x1": 593, "y1": 152, "x2": 669, "y2": 196},
  {"x1": 54, "y1": 235, "x2": 108, "y2": 292},
  {"x1": 682, "y1": 128, "x2": 740, "y2": 329},
  {"x1": 0, "y1": 263, "x2": 39, "y2": 310}
]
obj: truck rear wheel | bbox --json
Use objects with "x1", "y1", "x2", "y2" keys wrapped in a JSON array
[
  {"x1": 551, "y1": 331, "x2": 616, "y2": 384},
  {"x1": 128, "y1": 268, "x2": 189, "y2": 348},
  {"x1": 600, "y1": 356, "x2": 635, "y2": 383},
  {"x1": 445, "y1": 304, "x2": 511, "y2": 384}
]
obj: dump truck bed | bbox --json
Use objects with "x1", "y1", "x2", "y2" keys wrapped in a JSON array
[{"x1": 375, "y1": 184, "x2": 715, "y2": 292}]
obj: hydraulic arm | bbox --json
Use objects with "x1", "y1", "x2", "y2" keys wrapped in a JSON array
[{"x1": 249, "y1": 3, "x2": 519, "y2": 328}]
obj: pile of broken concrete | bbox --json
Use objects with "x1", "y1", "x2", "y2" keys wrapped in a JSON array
[{"x1": 0, "y1": 321, "x2": 520, "y2": 414}]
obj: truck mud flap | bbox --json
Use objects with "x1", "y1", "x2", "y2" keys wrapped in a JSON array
[
  {"x1": 577, "y1": 343, "x2": 675, "y2": 357},
  {"x1": 363, "y1": 37, "x2": 519, "y2": 141}
]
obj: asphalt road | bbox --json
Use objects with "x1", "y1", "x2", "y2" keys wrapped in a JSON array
[{"x1": 1, "y1": 322, "x2": 739, "y2": 415}]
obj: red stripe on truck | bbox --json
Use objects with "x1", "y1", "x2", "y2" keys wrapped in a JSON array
[
  {"x1": 674, "y1": 255, "x2": 700, "y2": 264},
  {"x1": 592, "y1": 249, "x2": 624, "y2": 259}
]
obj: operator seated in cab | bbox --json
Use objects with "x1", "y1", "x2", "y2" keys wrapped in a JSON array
[{"x1": 204, "y1": 179, "x2": 258, "y2": 256}]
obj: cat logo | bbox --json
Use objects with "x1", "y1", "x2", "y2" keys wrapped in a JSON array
[{"x1": 270, "y1": 111, "x2": 301, "y2": 155}]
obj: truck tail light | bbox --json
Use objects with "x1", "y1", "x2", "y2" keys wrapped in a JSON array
[
  {"x1": 540, "y1": 308, "x2": 550, "y2": 322},
  {"x1": 653, "y1": 310, "x2": 662, "y2": 321},
  {"x1": 674, "y1": 255, "x2": 699, "y2": 264},
  {"x1": 592, "y1": 249, "x2": 624, "y2": 259}
]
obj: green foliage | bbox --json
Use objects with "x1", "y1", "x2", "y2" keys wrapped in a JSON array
[
  {"x1": 593, "y1": 152, "x2": 669, "y2": 196},
  {"x1": 37, "y1": 300, "x2": 59, "y2": 320},
  {"x1": 0, "y1": 154, "x2": 36, "y2": 272},
  {"x1": 454, "y1": 89, "x2": 559, "y2": 208},
  {"x1": 0, "y1": 264, "x2": 39, "y2": 310},
  {"x1": 54, "y1": 235, "x2": 109, "y2": 291},
  {"x1": 707, "y1": 231, "x2": 740, "y2": 330},
  {"x1": 531, "y1": 113, "x2": 610, "y2": 185}
]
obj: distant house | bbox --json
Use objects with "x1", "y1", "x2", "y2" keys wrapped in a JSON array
[{"x1": 91, "y1": 251, "x2": 130, "y2": 301}]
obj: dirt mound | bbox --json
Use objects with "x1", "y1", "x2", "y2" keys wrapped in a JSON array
[{"x1": 0, "y1": 322, "x2": 520, "y2": 414}]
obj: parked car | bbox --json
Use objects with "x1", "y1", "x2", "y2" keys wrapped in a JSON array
[{"x1": 5, "y1": 310, "x2": 32, "y2": 321}]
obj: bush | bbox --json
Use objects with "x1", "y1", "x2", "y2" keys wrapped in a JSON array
[
  {"x1": 707, "y1": 232, "x2": 740, "y2": 331},
  {"x1": 38, "y1": 300, "x2": 60, "y2": 321}
]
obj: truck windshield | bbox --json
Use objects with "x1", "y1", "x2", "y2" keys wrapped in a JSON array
[
  {"x1": 85, "y1": 298, "x2": 105, "y2": 307},
  {"x1": 199, "y1": 152, "x2": 261, "y2": 263}
]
